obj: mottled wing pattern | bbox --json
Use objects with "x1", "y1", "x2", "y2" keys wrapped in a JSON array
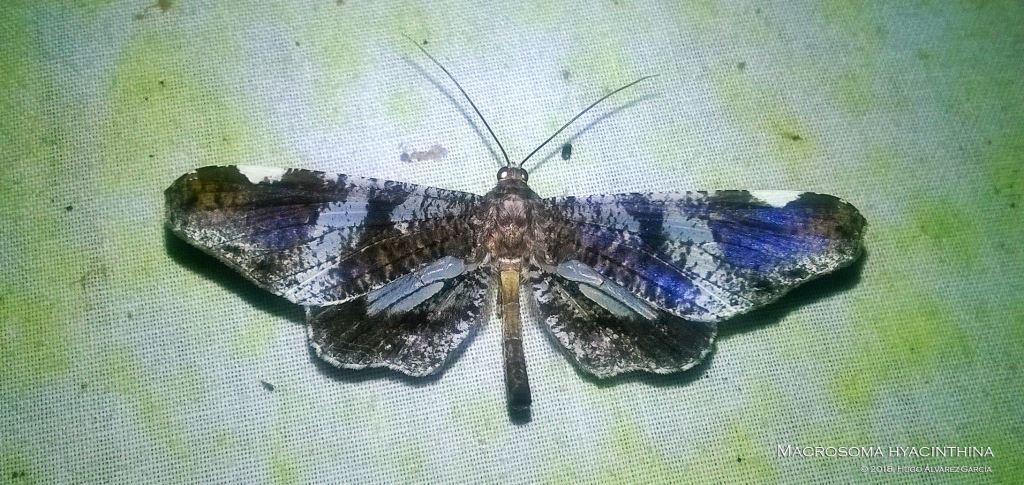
[
  {"x1": 165, "y1": 165, "x2": 480, "y2": 306},
  {"x1": 533, "y1": 190, "x2": 864, "y2": 377},
  {"x1": 545, "y1": 190, "x2": 865, "y2": 322},
  {"x1": 307, "y1": 268, "x2": 494, "y2": 376},
  {"x1": 529, "y1": 271, "x2": 715, "y2": 378}
]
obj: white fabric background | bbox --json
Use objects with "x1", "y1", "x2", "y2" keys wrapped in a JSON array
[{"x1": 2, "y1": 1, "x2": 1021, "y2": 483}]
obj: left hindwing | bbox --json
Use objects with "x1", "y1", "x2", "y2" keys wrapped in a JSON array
[
  {"x1": 530, "y1": 190, "x2": 865, "y2": 377},
  {"x1": 307, "y1": 267, "x2": 494, "y2": 376}
]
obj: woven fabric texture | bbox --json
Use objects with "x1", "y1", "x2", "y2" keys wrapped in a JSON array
[{"x1": 2, "y1": 1, "x2": 1021, "y2": 483}]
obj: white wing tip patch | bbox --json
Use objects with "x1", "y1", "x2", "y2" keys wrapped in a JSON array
[
  {"x1": 237, "y1": 166, "x2": 287, "y2": 184},
  {"x1": 750, "y1": 190, "x2": 802, "y2": 208}
]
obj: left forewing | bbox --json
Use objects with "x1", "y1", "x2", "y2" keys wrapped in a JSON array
[
  {"x1": 165, "y1": 165, "x2": 481, "y2": 306},
  {"x1": 542, "y1": 190, "x2": 866, "y2": 323}
]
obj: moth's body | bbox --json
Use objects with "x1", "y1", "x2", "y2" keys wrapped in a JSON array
[
  {"x1": 476, "y1": 167, "x2": 546, "y2": 409},
  {"x1": 165, "y1": 164, "x2": 865, "y2": 415}
]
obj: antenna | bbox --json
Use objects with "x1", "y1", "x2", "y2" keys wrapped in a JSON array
[
  {"x1": 403, "y1": 35, "x2": 512, "y2": 167},
  {"x1": 519, "y1": 75, "x2": 656, "y2": 169}
]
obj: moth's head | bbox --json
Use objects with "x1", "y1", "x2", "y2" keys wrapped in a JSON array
[{"x1": 497, "y1": 166, "x2": 528, "y2": 183}]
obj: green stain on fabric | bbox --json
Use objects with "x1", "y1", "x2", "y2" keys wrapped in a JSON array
[
  {"x1": 717, "y1": 424, "x2": 779, "y2": 482},
  {"x1": 0, "y1": 285, "x2": 78, "y2": 394},
  {"x1": 69, "y1": 0, "x2": 118, "y2": 13},
  {"x1": 97, "y1": 19, "x2": 287, "y2": 330},
  {"x1": 337, "y1": 395, "x2": 384, "y2": 434},
  {"x1": 942, "y1": 71, "x2": 1021, "y2": 126},
  {"x1": 387, "y1": 2, "x2": 434, "y2": 44},
  {"x1": 102, "y1": 30, "x2": 250, "y2": 194},
  {"x1": 922, "y1": 3, "x2": 1024, "y2": 128},
  {"x1": 670, "y1": 0, "x2": 720, "y2": 25},
  {"x1": 270, "y1": 440, "x2": 300, "y2": 485},
  {"x1": 610, "y1": 416, "x2": 645, "y2": 452},
  {"x1": 394, "y1": 441, "x2": 428, "y2": 483},
  {"x1": 818, "y1": 0, "x2": 868, "y2": 24},
  {"x1": 817, "y1": 0, "x2": 886, "y2": 53},
  {"x1": 595, "y1": 414, "x2": 677, "y2": 482},
  {"x1": 972, "y1": 431, "x2": 1022, "y2": 483},
  {"x1": 957, "y1": 301, "x2": 1024, "y2": 480},
  {"x1": 592, "y1": 409, "x2": 784, "y2": 483},
  {"x1": 0, "y1": 4, "x2": 58, "y2": 170},
  {"x1": 0, "y1": 5, "x2": 83, "y2": 394},
  {"x1": 159, "y1": 0, "x2": 174, "y2": 10},
  {"x1": 91, "y1": 345, "x2": 206, "y2": 468},
  {"x1": 136, "y1": 400, "x2": 188, "y2": 460},
  {"x1": 135, "y1": 377, "x2": 204, "y2": 455},
  {"x1": 829, "y1": 385, "x2": 868, "y2": 425},
  {"x1": 771, "y1": 315, "x2": 817, "y2": 361},
  {"x1": 228, "y1": 315, "x2": 279, "y2": 358},
  {"x1": 567, "y1": 35, "x2": 633, "y2": 89},
  {"x1": 449, "y1": 398, "x2": 502, "y2": 446},
  {"x1": 708, "y1": 66, "x2": 820, "y2": 179},
  {"x1": 864, "y1": 145, "x2": 898, "y2": 181},
  {"x1": 908, "y1": 198, "x2": 980, "y2": 268},
  {"x1": 265, "y1": 2, "x2": 371, "y2": 121},
  {"x1": 815, "y1": 2, "x2": 896, "y2": 118},
  {"x1": 963, "y1": 300, "x2": 1024, "y2": 480},
  {"x1": 300, "y1": 38, "x2": 361, "y2": 120},
  {"x1": 832, "y1": 275, "x2": 976, "y2": 409},
  {"x1": 265, "y1": 389, "x2": 309, "y2": 485},
  {"x1": 1, "y1": 447, "x2": 34, "y2": 483},
  {"x1": 213, "y1": 430, "x2": 235, "y2": 453},
  {"x1": 1006, "y1": 302, "x2": 1024, "y2": 349},
  {"x1": 986, "y1": 141, "x2": 1024, "y2": 210},
  {"x1": 644, "y1": 123, "x2": 719, "y2": 183},
  {"x1": 831, "y1": 70, "x2": 875, "y2": 115},
  {"x1": 93, "y1": 346, "x2": 145, "y2": 396},
  {"x1": 512, "y1": 0, "x2": 569, "y2": 26},
  {"x1": 385, "y1": 86, "x2": 426, "y2": 127}
]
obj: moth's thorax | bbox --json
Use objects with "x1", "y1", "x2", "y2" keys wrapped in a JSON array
[{"x1": 478, "y1": 178, "x2": 548, "y2": 271}]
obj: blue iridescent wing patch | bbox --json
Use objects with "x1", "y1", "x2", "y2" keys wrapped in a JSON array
[
  {"x1": 165, "y1": 165, "x2": 481, "y2": 306},
  {"x1": 535, "y1": 190, "x2": 864, "y2": 377}
]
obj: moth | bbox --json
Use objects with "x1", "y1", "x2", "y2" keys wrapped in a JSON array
[{"x1": 165, "y1": 43, "x2": 865, "y2": 416}]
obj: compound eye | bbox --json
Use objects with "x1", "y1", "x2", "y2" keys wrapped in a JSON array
[{"x1": 496, "y1": 166, "x2": 527, "y2": 181}]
